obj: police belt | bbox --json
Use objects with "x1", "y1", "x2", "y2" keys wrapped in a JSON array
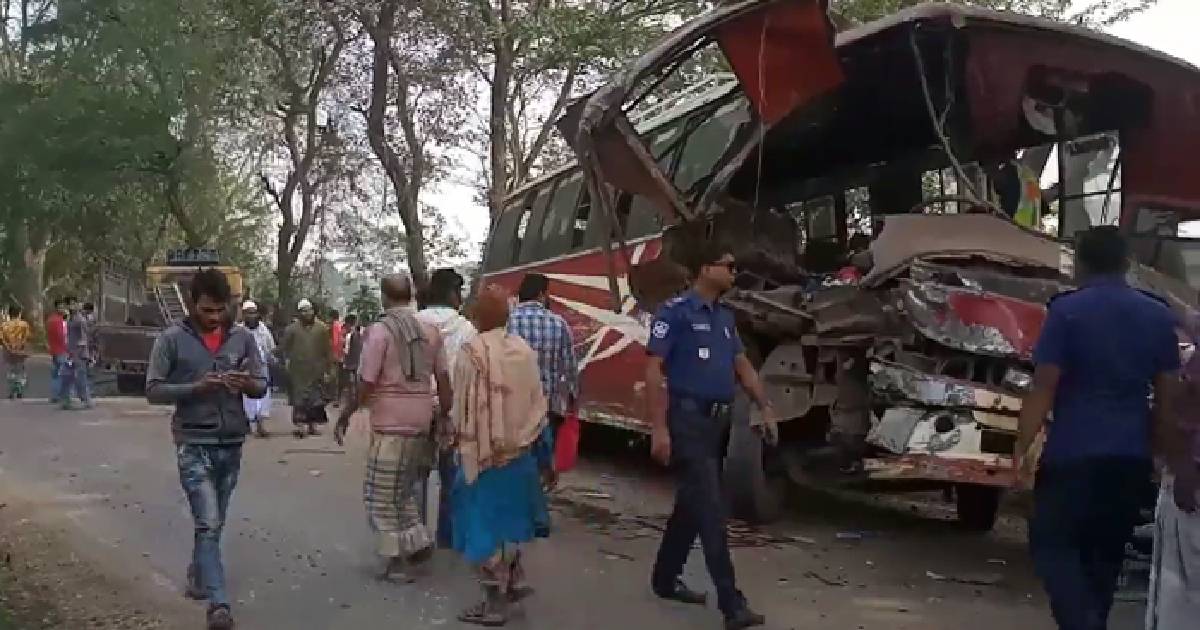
[{"x1": 671, "y1": 394, "x2": 732, "y2": 418}]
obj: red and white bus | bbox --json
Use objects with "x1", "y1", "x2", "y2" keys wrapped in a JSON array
[{"x1": 480, "y1": 74, "x2": 744, "y2": 433}]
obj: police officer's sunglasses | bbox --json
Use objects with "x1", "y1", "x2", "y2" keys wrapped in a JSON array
[{"x1": 707, "y1": 259, "x2": 738, "y2": 273}]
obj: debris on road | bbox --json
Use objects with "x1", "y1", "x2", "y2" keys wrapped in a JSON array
[
  {"x1": 926, "y1": 570, "x2": 1004, "y2": 586},
  {"x1": 599, "y1": 548, "x2": 636, "y2": 562},
  {"x1": 804, "y1": 570, "x2": 849, "y2": 587}
]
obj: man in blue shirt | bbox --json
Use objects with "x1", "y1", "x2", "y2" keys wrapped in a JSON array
[
  {"x1": 1018, "y1": 226, "x2": 1181, "y2": 630},
  {"x1": 646, "y1": 242, "x2": 779, "y2": 630}
]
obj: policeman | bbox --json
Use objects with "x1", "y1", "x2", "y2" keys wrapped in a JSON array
[
  {"x1": 646, "y1": 242, "x2": 779, "y2": 630},
  {"x1": 1017, "y1": 226, "x2": 1186, "y2": 630}
]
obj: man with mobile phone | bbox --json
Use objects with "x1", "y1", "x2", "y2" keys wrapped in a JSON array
[{"x1": 146, "y1": 269, "x2": 267, "y2": 630}]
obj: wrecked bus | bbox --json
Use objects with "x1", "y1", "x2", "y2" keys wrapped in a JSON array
[{"x1": 482, "y1": 0, "x2": 1200, "y2": 529}]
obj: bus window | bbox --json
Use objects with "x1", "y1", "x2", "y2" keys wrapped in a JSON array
[
  {"x1": 621, "y1": 194, "x2": 664, "y2": 240},
  {"x1": 572, "y1": 191, "x2": 592, "y2": 249},
  {"x1": 484, "y1": 200, "x2": 528, "y2": 272},
  {"x1": 536, "y1": 174, "x2": 583, "y2": 258},
  {"x1": 673, "y1": 100, "x2": 745, "y2": 193},
  {"x1": 518, "y1": 182, "x2": 559, "y2": 263}
]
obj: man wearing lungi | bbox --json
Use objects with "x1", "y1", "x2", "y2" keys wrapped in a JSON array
[{"x1": 335, "y1": 274, "x2": 452, "y2": 582}]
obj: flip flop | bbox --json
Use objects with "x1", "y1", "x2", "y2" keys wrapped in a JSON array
[{"x1": 458, "y1": 601, "x2": 508, "y2": 627}]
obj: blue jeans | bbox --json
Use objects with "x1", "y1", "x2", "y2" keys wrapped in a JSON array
[
  {"x1": 50, "y1": 354, "x2": 68, "y2": 402},
  {"x1": 177, "y1": 443, "x2": 243, "y2": 607},
  {"x1": 58, "y1": 356, "x2": 92, "y2": 406},
  {"x1": 1030, "y1": 457, "x2": 1151, "y2": 630}
]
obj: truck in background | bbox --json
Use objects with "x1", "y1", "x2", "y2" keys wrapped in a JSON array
[{"x1": 94, "y1": 249, "x2": 243, "y2": 394}]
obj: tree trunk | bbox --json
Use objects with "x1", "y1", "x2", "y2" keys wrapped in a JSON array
[
  {"x1": 276, "y1": 227, "x2": 296, "y2": 329},
  {"x1": 9, "y1": 218, "x2": 46, "y2": 335},
  {"x1": 399, "y1": 195, "x2": 427, "y2": 284},
  {"x1": 365, "y1": 1, "x2": 430, "y2": 284},
  {"x1": 487, "y1": 4, "x2": 513, "y2": 221}
]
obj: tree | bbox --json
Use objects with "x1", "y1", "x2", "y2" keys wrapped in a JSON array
[
  {"x1": 0, "y1": 0, "x2": 256, "y2": 329},
  {"x1": 351, "y1": 0, "x2": 468, "y2": 283},
  {"x1": 830, "y1": 0, "x2": 1158, "y2": 26},
  {"x1": 226, "y1": 0, "x2": 355, "y2": 326},
  {"x1": 430, "y1": 0, "x2": 707, "y2": 220}
]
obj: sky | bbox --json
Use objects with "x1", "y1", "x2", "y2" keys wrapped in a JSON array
[{"x1": 426, "y1": 0, "x2": 1200, "y2": 259}]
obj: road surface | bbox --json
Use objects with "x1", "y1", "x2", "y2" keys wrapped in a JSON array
[{"x1": 0, "y1": 397, "x2": 1143, "y2": 629}]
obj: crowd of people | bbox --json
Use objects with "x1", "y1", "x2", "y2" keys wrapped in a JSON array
[
  {"x1": 5, "y1": 226, "x2": 1196, "y2": 630},
  {"x1": 0, "y1": 298, "x2": 97, "y2": 406}
]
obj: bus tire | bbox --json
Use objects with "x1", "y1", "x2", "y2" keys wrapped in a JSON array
[
  {"x1": 955, "y1": 484, "x2": 1002, "y2": 532},
  {"x1": 724, "y1": 392, "x2": 784, "y2": 524}
]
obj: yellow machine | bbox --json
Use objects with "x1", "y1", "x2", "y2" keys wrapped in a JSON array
[{"x1": 95, "y1": 249, "x2": 244, "y2": 393}]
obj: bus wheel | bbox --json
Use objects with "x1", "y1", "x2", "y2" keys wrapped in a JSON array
[
  {"x1": 955, "y1": 484, "x2": 1002, "y2": 532},
  {"x1": 725, "y1": 393, "x2": 785, "y2": 524}
]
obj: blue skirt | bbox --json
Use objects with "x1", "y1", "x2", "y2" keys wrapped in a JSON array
[{"x1": 451, "y1": 451, "x2": 550, "y2": 565}]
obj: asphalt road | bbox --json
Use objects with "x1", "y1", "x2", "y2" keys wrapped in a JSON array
[{"x1": 0, "y1": 397, "x2": 1143, "y2": 630}]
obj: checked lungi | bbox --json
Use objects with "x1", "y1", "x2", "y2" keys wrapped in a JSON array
[{"x1": 364, "y1": 433, "x2": 434, "y2": 559}]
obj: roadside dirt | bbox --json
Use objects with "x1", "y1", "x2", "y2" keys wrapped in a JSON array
[{"x1": 0, "y1": 500, "x2": 166, "y2": 630}]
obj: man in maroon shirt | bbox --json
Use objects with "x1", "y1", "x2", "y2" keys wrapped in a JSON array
[{"x1": 45, "y1": 298, "x2": 69, "y2": 404}]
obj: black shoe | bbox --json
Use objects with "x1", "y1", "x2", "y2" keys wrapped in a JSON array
[
  {"x1": 653, "y1": 579, "x2": 708, "y2": 605},
  {"x1": 206, "y1": 605, "x2": 234, "y2": 630},
  {"x1": 184, "y1": 564, "x2": 205, "y2": 600},
  {"x1": 724, "y1": 606, "x2": 765, "y2": 630}
]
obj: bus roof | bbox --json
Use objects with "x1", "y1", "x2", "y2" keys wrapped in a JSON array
[{"x1": 567, "y1": 0, "x2": 1200, "y2": 226}]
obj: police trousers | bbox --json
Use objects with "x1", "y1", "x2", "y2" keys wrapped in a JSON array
[
  {"x1": 652, "y1": 397, "x2": 742, "y2": 615},
  {"x1": 1029, "y1": 457, "x2": 1152, "y2": 630}
]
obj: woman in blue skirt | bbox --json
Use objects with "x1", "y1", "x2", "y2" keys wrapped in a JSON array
[{"x1": 449, "y1": 285, "x2": 554, "y2": 626}]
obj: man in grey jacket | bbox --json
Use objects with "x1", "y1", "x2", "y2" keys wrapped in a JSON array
[{"x1": 146, "y1": 269, "x2": 267, "y2": 630}]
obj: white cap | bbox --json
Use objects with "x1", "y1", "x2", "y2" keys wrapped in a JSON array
[
  {"x1": 297, "y1": 298, "x2": 313, "y2": 310},
  {"x1": 242, "y1": 300, "x2": 258, "y2": 312}
]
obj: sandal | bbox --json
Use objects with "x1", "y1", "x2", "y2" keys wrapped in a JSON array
[
  {"x1": 507, "y1": 585, "x2": 535, "y2": 603},
  {"x1": 378, "y1": 558, "x2": 414, "y2": 584},
  {"x1": 458, "y1": 600, "x2": 508, "y2": 627}
]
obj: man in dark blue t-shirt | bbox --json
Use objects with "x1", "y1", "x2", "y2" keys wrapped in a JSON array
[
  {"x1": 1018, "y1": 226, "x2": 1181, "y2": 630},
  {"x1": 645, "y1": 242, "x2": 779, "y2": 630}
]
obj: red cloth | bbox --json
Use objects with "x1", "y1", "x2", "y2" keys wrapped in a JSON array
[
  {"x1": 46, "y1": 313, "x2": 67, "y2": 355},
  {"x1": 201, "y1": 329, "x2": 224, "y2": 354},
  {"x1": 330, "y1": 321, "x2": 345, "y2": 361},
  {"x1": 554, "y1": 410, "x2": 582, "y2": 473}
]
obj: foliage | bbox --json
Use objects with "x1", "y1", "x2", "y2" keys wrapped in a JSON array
[{"x1": 830, "y1": 0, "x2": 1158, "y2": 26}]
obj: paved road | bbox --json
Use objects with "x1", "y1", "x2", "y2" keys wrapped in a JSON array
[{"x1": 0, "y1": 398, "x2": 1142, "y2": 629}]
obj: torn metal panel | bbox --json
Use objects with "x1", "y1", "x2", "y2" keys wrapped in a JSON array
[
  {"x1": 861, "y1": 214, "x2": 1072, "y2": 288},
  {"x1": 864, "y1": 453, "x2": 1014, "y2": 487},
  {"x1": 759, "y1": 342, "x2": 815, "y2": 421},
  {"x1": 807, "y1": 285, "x2": 889, "y2": 336},
  {"x1": 867, "y1": 407, "x2": 924, "y2": 454},
  {"x1": 869, "y1": 361, "x2": 1024, "y2": 413},
  {"x1": 714, "y1": 0, "x2": 843, "y2": 125},
  {"x1": 908, "y1": 261, "x2": 1068, "y2": 305},
  {"x1": 899, "y1": 281, "x2": 1047, "y2": 359}
]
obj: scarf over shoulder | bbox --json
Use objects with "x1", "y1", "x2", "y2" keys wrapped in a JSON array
[{"x1": 451, "y1": 328, "x2": 547, "y2": 484}]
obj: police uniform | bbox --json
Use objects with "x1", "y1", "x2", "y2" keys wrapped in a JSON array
[
  {"x1": 1028, "y1": 275, "x2": 1179, "y2": 630},
  {"x1": 647, "y1": 290, "x2": 746, "y2": 617}
]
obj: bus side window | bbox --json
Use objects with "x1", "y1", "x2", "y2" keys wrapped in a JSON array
[
  {"x1": 673, "y1": 100, "x2": 745, "y2": 193},
  {"x1": 518, "y1": 183, "x2": 558, "y2": 264},
  {"x1": 545, "y1": 174, "x2": 584, "y2": 256},
  {"x1": 572, "y1": 190, "x2": 592, "y2": 249},
  {"x1": 621, "y1": 193, "x2": 664, "y2": 240},
  {"x1": 483, "y1": 203, "x2": 526, "y2": 272}
]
